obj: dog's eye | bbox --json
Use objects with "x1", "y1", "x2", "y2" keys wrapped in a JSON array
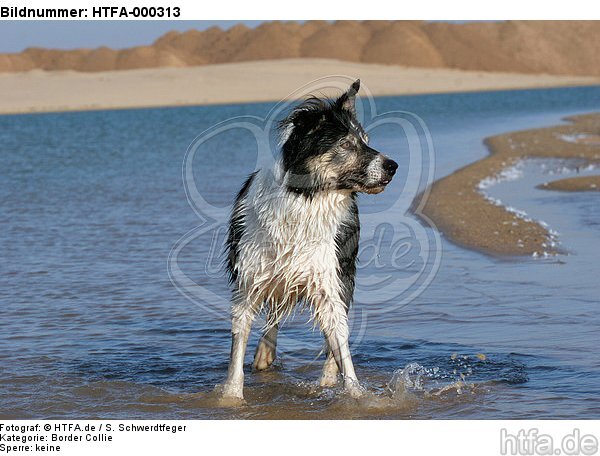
[{"x1": 340, "y1": 141, "x2": 352, "y2": 149}]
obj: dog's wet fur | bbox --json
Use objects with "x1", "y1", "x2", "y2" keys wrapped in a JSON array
[{"x1": 222, "y1": 80, "x2": 398, "y2": 401}]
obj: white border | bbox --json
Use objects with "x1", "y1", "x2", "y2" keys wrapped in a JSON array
[
  {"x1": 0, "y1": 0, "x2": 596, "y2": 20},
  {"x1": 1, "y1": 420, "x2": 599, "y2": 455}
]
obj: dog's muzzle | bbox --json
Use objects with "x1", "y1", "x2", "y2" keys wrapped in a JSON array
[
  {"x1": 380, "y1": 158, "x2": 398, "y2": 185},
  {"x1": 364, "y1": 157, "x2": 398, "y2": 194}
]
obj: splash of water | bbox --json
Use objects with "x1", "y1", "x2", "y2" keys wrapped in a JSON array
[{"x1": 387, "y1": 356, "x2": 483, "y2": 399}]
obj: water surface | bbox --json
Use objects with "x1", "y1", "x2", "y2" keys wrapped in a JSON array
[{"x1": 1, "y1": 86, "x2": 600, "y2": 419}]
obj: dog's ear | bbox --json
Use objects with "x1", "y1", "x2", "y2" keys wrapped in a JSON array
[{"x1": 336, "y1": 79, "x2": 360, "y2": 114}]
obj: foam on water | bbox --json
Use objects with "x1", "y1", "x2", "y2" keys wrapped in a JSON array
[
  {"x1": 477, "y1": 161, "x2": 525, "y2": 190},
  {"x1": 558, "y1": 133, "x2": 600, "y2": 145},
  {"x1": 476, "y1": 160, "x2": 560, "y2": 255},
  {"x1": 540, "y1": 159, "x2": 597, "y2": 176},
  {"x1": 480, "y1": 157, "x2": 600, "y2": 257}
]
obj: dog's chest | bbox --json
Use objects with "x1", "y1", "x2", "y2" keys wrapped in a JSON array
[{"x1": 240, "y1": 186, "x2": 353, "y2": 296}]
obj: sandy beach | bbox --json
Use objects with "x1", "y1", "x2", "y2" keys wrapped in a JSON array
[
  {"x1": 1, "y1": 59, "x2": 599, "y2": 115},
  {"x1": 414, "y1": 113, "x2": 600, "y2": 257}
]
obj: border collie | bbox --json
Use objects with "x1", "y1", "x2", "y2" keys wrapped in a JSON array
[{"x1": 222, "y1": 80, "x2": 398, "y2": 400}]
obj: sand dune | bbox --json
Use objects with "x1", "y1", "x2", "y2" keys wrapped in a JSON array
[{"x1": 1, "y1": 21, "x2": 600, "y2": 76}]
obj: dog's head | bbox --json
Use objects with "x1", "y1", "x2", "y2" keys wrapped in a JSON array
[{"x1": 278, "y1": 79, "x2": 398, "y2": 196}]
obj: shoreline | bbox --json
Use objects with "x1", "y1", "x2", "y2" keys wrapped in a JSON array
[
  {"x1": 0, "y1": 59, "x2": 599, "y2": 115},
  {"x1": 413, "y1": 113, "x2": 600, "y2": 257}
]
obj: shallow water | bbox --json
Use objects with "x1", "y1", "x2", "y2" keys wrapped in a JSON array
[{"x1": 1, "y1": 86, "x2": 599, "y2": 419}]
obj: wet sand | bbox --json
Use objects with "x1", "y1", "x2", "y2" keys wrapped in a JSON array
[
  {"x1": 414, "y1": 113, "x2": 600, "y2": 257},
  {"x1": 538, "y1": 175, "x2": 600, "y2": 192},
  {"x1": 0, "y1": 58, "x2": 598, "y2": 115}
]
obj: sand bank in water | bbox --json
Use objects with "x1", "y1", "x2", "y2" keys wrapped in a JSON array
[
  {"x1": 538, "y1": 176, "x2": 600, "y2": 192},
  {"x1": 0, "y1": 59, "x2": 599, "y2": 115},
  {"x1": 413, "y1": 113, "x2": 600, "y2": 257}
]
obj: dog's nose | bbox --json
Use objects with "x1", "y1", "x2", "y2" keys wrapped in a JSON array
[{"x1": 383, "y1": 159, "x2": 398, "y2": 175}]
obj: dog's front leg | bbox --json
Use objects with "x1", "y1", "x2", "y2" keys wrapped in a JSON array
[
  {"x1": 319, "y1": 303, "x2": 363, "y2": 398},
  {"x1": 222, "y1": 296, "x2": 255, "y2": 401}
]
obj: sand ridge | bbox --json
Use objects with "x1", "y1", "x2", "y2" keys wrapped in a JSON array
[
  {"x1": 538, "y1": 175, "x2": 600, "y2": 192},
  {"x1": 1, "y1": 21, "x2": 600, "y2": 76},
  {"x1": 413, "y1": 113, "x2": 600, "y2": 257},
  {"x1": 0, "y1": 58, "x2": 598, "y2": 116}
]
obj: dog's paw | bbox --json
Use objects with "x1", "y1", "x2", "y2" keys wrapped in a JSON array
[
  {"x1": 252, "y1": 340, "x2": 276, "y2": 371},
  {"x1": 344, "y1": 379, "x2": 365, "y2": 399},
  {"x1": 319, "y1": 372, "x2": 339, "y2": 387},
  {"x1": 217, "y1": 383, "x2": 245, "y2": 406},
  {"x1": 218, "y1": 395, "x2": 245, "y2": 407}
]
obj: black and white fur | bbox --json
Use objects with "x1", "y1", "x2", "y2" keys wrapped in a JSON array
[{"x1": 222, "y1": 80, "x2": 398, "y2": 400}]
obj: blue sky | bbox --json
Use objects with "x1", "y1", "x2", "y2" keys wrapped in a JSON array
[{"x1": 0, "y1": 21, "x2": 265, "y2": 53}]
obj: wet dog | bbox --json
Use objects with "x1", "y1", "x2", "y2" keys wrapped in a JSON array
[{"x1": 222, "y1": 80, "x2": 398, "y2": 400}]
